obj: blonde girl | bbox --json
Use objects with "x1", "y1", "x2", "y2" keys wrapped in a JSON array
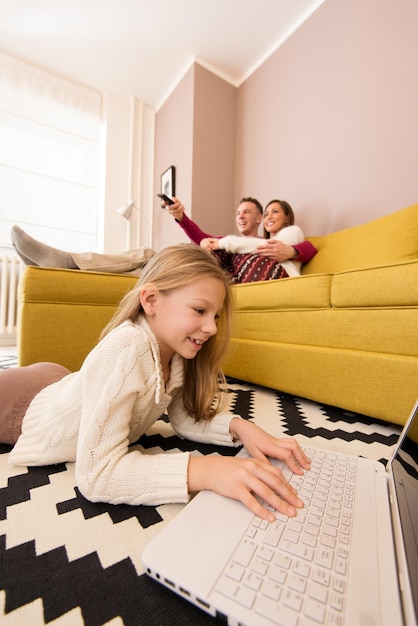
[{"x1": 2, "y1": 244, "x2": 310, "y2": 521}]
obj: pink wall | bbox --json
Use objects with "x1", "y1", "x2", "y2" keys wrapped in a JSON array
[
  {"x1": 236, "y1": 0, "x2": 418, "y2": 235},
  {"x1": 153, "y1": 66, "x2": 194, "y2": 251},
  {"x1": 154, "y1": 64, "x2": 236, "y2": 250},
  {"x1": 191, "y1": 65, "x2": 237, "y2": 237}
]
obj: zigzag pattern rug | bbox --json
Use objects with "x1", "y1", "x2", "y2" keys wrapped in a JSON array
[
  {"x1": 0, "y1": 354, "x2": 17, "y2": 369},
  {"x1": 0, "y1": 375, "x2": 401, "y2": 626}
]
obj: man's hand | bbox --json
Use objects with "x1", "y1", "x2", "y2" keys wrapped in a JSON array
[
  {"x1": 256, "y1": 239, "x2": 298, "y2": 261},
  {"x1": 164, "y1": 198, "x2": 185, "y2": 222}
]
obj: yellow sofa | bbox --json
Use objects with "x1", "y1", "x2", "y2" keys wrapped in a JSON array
[{"x1": 18, "y1": 204, "x2": 418, "y2": 426}]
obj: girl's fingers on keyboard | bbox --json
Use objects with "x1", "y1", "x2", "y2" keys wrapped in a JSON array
[
  {"x1": 228, "y1": 419, "x2": 311, "y2": 472},
  {"x1": 233, "y1": 459, "x2": 305, "y2": 521}
]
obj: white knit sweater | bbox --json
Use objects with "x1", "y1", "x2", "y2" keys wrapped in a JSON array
[
  {"x1": 217, "y1": 225, "x2": 305, "y2": 277},
  {"x1": 9, "y1": 317, "x2": 240, "y2": 506}
]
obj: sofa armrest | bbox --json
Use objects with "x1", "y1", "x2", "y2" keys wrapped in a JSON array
[{"x1": 18, "y1": 266, "x2": 138, "y2": 371}]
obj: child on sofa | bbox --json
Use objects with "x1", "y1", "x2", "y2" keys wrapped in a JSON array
[{"x1": 1, "y1": 244, "x2": 311, "y2": 521}]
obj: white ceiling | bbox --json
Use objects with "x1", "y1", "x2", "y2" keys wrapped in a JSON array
[{"x1": 0, "y1": 0, "x2": 325, "y2": 110}]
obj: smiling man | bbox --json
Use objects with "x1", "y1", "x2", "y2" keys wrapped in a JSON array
[{"x1": 168, "y1": 196, "x2": 262, "y2": 240}]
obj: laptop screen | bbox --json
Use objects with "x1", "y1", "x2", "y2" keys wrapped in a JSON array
[{"x1": 391, "y1": 404, "x2": 418, "y2": 618}]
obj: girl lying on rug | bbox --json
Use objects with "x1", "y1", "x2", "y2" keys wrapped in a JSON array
[
  {"x1": 200, "y1": 199, "x2": 305, "y2": 283},
  {"x1": 0, "y1": 244, "x2": 311, "y2": 522}
]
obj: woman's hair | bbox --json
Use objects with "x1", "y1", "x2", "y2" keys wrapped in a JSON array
[
  {"x1": 101, "y1": 244, "x2": 233, "y2": 421},
  {"x1": 263, "y1": 199, "x2": 295, "y2": 238}
]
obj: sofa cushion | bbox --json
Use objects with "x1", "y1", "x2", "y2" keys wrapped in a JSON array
[
  {"x1": 231, "y1": 273, "x2": 333, "y2": 310},
  {"x1": 331, "y1": 259, "x2": 418, "y2": 308},
  {"x1": 304, "y1": 203, "x2": 418, "y2": 275},
  {"x1": 19, "y1": 266, "x2": 138, "y2": 305},
  {"x1": 229, "y1": 261, "x2": 418, "y2": 360},
  {"x1": 18, "y1": 267, "x2": 138, "y2": 371}
]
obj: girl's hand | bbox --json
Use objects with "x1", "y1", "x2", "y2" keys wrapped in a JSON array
[
  {"x1": 230, "y1": 418, "x2": 311, "y2": 475},
  {"x1": 188, "y1": 436, "x2": 310, "y2": 522},
  {"x1": 184, "y1": 418, "x2": 310, "y2": 521}
]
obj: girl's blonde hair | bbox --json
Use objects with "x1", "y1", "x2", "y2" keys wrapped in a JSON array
[{"x1": 101, "y1": 244, "x2": 233, "y2": 421}]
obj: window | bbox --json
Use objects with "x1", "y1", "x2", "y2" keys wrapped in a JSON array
[{"x1": 0, "y1": 52, "x2": 102, "y2": 254}]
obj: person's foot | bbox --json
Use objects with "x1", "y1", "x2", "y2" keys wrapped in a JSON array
[
  {"x1": 11, "y1": 241, "x2": 36, "y2": 266},
  {"x1": 11, "y1": 225, "x2": 77, "y2": 269}
]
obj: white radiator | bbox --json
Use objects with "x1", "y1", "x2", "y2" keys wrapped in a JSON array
[{"x1": 0, "y1": 254, "x2": 23, "y2": 345}]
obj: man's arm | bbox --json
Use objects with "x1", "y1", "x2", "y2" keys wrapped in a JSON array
[
  {"x1": 165, "y1": 200, "x2": 221, "y2": 245},
  {"x1": 176, "y1": 213, "x2": 216, "y2": 245}
]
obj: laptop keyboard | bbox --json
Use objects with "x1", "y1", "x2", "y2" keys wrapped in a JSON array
[{"x1": 214, "y1": 447, "x2": 358, "y2": 625}]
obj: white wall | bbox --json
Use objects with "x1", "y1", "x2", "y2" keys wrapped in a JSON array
[
  {"x1": 99, "y1": 93, "x2": 131, "y2": 254},
  {"x1": 98, "y1": 94, "x2": 155, "y2": 253},
  {"x1": 153, "y1": 63, "x2": 237, "y2": 251}
]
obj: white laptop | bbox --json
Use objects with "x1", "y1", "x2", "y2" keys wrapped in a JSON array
[{"x1": 142, "y1": 401, "x2": 418, "y2": 626}]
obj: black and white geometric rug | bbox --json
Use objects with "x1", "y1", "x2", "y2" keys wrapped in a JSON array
[
  {"x1": 0, "y1": 374, "x2": 401, "y2": 626},
  {"x1": 0, "y1": 354, "x2": 17, "y2": 369}
]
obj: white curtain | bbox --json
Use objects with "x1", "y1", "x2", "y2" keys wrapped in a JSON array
[{"x1": 0, "y1": 52, "x2": 102, "y2": 254}]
